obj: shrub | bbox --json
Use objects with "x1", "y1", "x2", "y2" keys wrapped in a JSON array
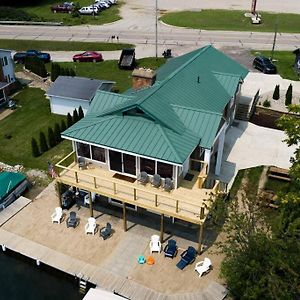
[
  {"x1": 48, "y1": 127, "x2": 56, "y2": 148},
  {"x1": 263, "y1": 99, "x2": 271, "y2": 108},
  {"x1": 50, "y1": 63, "x2": 75, "y2": 80},
  {"x1": 69, "y1": 68, "x2": 76, "y2": 77},
  {"x1": 25, "y1": 57, "x2": 47, "y2": 78},
  {"x1": 51, "y1": 63, "x2": 61, "y2": 82},
  {"x1": 73, "y1": 109, "x2": 79, "y2": 124},
  {"x1": 60, "y1": 119, "x2": 67, "y2": 132},
  {"x1": 54, "y1": 123, "x2": 61, "y2": 144},
  {"x1": 67, "y1": 113, "x2": 73, "y2": 128},
  {"x1": 285, "y1": 84, "x2": 293, "y2": 106},
  {"x1": 31, "y1": 137, "x2": 40, "y2": 157},
  {"x1": 39, "y1": 131, "x2": 48, "y2": 153},
  {"x1": 78, "y1": 106, "x2": 84, "y2": 120},
  {"x1": 0, "y1": 7, "x2": 40, "y2": 21},
  {"x1": 272, "y1": 85, "x2": 280, "y2": 100}
]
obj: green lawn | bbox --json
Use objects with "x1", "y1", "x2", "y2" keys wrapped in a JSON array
[
  {"x1": 0, "y1": 88, "x2": 72, "y2": 170},
  {"x1": 252, "y1": 50, "x2": 299, "y2": 81},
  {"x1": 160, "y1": 10, "x2": 300, "y2": 33},
  {"x1": 49, "y1": 57, "x2": 166, "y2": 93},
  {"x1": 0, "y1": 39, "x2": 133, "y2": 51},
  {"x1": 23, "y1": 0, "x2": 122, "y2": 25}
]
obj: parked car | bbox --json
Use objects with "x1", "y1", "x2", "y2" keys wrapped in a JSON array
[
  {"x1": 13, "y1": 50, "x2": 51, "y2": 64},
  {"x1": 253, "y1": 56, "x2": 277, "y2": 74},
  {"x1": 73, "y1": 51, "x2": 103, "y2": 62},
  {"x1": 78, "y1": 6, "x2": 99, "y2": 15},
  {"x1": 51, "y1": 2, "x2": 75, "y2": 13}
]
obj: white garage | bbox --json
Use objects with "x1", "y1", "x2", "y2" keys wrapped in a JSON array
[{"x1": 46, "y1": 76, "x2": 114, "y2": 116}]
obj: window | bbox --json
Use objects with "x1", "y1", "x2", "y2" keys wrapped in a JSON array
[
  {"x1": 77, "y1": 142, "x2": 90, "y2": 158},
  {"x1": 157, "y1": 162, "x2": 173, "y2": 178},
  {"x1": 109, "y1": 150, "x2": 122, "y2": 172},
  {"x1": 140, "y1": 158, "x2": 155, "y2": 175},
  {"x1": 123, "y1": 154, "x2": 136, "y2": 175},
  {"x1": 109, "y1": 150, "x2": 136, "y2": 175},
  {"x1": 4, "y1": 56, "x2": 8, "y2": 66},
  {"x1": 91, "y1": 146, "x2": 105, "y2": 162}
]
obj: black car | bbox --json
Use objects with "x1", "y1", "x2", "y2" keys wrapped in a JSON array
[
  {"x1": 13, "y1": 50, "x2": 51, "y2": 64},
  {"x1": 253, "y1": 56, "x2": 277, "y2": 74}
]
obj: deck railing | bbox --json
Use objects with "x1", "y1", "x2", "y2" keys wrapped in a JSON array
[{"x1": 55, "y1": 152, "x2": 220, "y2": 224}]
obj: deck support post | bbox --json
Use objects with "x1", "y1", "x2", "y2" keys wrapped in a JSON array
[
  {"x1": 56, "y1": 181, "x2": 62, "y2": 207},
  {"x1": 122, "y1": 202, "x2": 127, "y2": 232},
  {"x1": 89, "y1": 192, "x2": 93, "y2": 217},
  {"x1": 198, "y1": 223, "x2": 204, "y2": 254},
  {"x1": 160, "y1": 214, "x2": 164, "y2": 243}
]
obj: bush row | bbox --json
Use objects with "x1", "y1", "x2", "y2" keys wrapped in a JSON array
[
  {"x1": 51, "y1": 63, "x2": 76, "y2": 82},
  {"x1": 25, "y1": 57, "x2": 47, "y2": 78}
]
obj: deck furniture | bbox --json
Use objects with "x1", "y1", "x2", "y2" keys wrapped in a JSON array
[
  {"x1": 164, "y1": 178, "x2": 174, "y2": 192},
  {"x1": 163, "y1": 239, "x2": 178, "y2": 258},
  {"x1": 137, "y1": 171, "x2": 149, "y2": 184},
  {"x1": 195, "y1": 257, "x2": 212, "y2": 277},
  {"x1": 176, "y1": 246, "x2": 197, "y2": 270},
  {"x1": 85, "y1": 217, "x2": 96, "y2": 235},
  {"x1": 149, "y1": 234, "x2": 161, "y2": 253},
  {"x1": 100, "y1": 222, "x2": 112, "y2": 240},
  {"x1": 146, "y1": 256, "x2": 155, "y2": 265},
  {"x1": 51, "y1": 207, "x2": 63, "y2": 224},
  {"x1": 151, "y1": 174, "x2": 161, "y2": 188},
  {"x1": 78, "y1": 156, "x2": 87, "y2": 170},
  {"x1": 66, "y1": 211, "x2": 78, "y2": 228},
  {"x1": 138, "y1": 255, "x2": 146, "y2": 264}
]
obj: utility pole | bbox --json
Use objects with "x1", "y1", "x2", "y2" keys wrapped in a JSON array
[
  {"x1": 251, "y1": 0, "x2": 257, "y2": 14},
  {"x1": 271, "y1": 18, "x2": 278, "y2": 61},
  {"x1": 155, "y1": 0, "x2": 158, "y2": 58}
]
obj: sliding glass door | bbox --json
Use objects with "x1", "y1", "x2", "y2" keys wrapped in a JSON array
[
  {"x1": 109, "y1": 150, "x2": 136, "y2": 176},
  {"x1": 123, "y1": 154, "x2": 136, "y2": 175},
  {"x1": 109, "y1": 150, "x2": 122, "y2": 172}
]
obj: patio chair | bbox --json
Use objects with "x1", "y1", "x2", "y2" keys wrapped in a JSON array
[
  {"x1": 163, "y1": 178, "x2": 174, "y2": 192},
  {"x1": 176, "y1": 246, "x2": 197, "y2": 270},
  {"x1": 78, "y1": 156, "x2": 87, "y2": 170},
  {"x1": 85, "y1": 217, "x2": 97, "y2": 235},
  {"x1": 137, "y1": 171, "x2": 149, "y2": 184},
  {"x1": 151, "y1": 174, "x2": 161, "y2": 188},
  {"x1": 195, "y1": 257, "x2": 212, "y2": 277},
  {"x1": 163, "y1": 239, "x2": 178, "y2": 258},
  {"x1": 51, "y1": 207, "x2": 63, "y2": 224},
  {"x1": 149, "y1": 234, "x2": 161, "y2": 253},
  {"x1": 66, "y1": 211, "x2": 78, "y2": 228},
  {"x1": 100, "y1": 222, "x2": 112, "y2": 240}
]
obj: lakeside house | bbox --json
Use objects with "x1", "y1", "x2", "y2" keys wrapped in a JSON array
[{"x1": 55, "y1": 45, "x2": 248, "y2": 251}]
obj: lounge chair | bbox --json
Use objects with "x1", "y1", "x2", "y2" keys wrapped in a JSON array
[
  {"x1": 151, "y1": 174, "x2": 161, "y2": 188},
  {"x1": 137, "y1": 171, "x2": 149, "y2": 184},
  {"x1": 176, "y1": 246, "x2": 197, "y2": 270},
  {"x1": 85, "y1": 217, "x2": 96, "y2": 235},
  {"x1": 100, "y1": 222, "x2": 112, "y2": 240},
  {"x1": 163, "y1": 239, "x2": 178, "y2": 258},
  {"x1": 149, "y1": 234, "x2": 161, "y2": 253},
  {"x1": 195, "y1": 257, "x2": 212, "y2": 277},
  {"x1": 51, "y1": 207, "x2": 63, "y2": 224},
  {"x1": 78, "y1": 156, "x2": 87, "y2": 170},
  {"x1": 66, "y1": 211, "x2": 78, "y2": 228},
  {"x1": 164, "y1": 178, "x2": 174, "y2": 191}
]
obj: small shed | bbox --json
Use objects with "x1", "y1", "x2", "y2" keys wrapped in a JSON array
[
  {"x1": 0, "y1": 172, "x2": 28, "y2": 210},
  {"x1": 46, "y1": 76, "x2": 115, "y2": 116},
  {"x1": 293, "y1": 48, "x2": 300, "y2": 74}
]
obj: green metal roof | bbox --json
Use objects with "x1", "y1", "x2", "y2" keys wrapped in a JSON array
[
  {"x1": 63, "y1": 45, "x2": 248, "y2": 164},
  {"x1": 0, "y1": 172, "x2": 26, "y2": 200}
]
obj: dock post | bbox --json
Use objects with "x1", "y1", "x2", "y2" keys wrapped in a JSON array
[
  {"x1": 197, "y1": 206, "x2": 205, "y2": 254},
  {"x1": 56, "y1": 181, "x2": 62, "y2": 207},
  {"x1": 89, "y1": 192, "x2": 93, "y2": 217},
  {"x1": 122, "y1": 202, "x2": 127, "y2": 232},
  {"x1": 160, "y1": 214, "x2": 164, "y2": 243}
]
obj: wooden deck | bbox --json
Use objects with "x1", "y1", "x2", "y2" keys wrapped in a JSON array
[{"x1": 56, "y1": 153, "x2": 220, "y2": 225}]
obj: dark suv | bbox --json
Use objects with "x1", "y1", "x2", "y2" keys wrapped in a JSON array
[
  {"x1": 253, "y1": 56, "x2": 277, "y2": 74},
  {"x1": 51, "y1": 2, "x2": 74, "y2": 13}
]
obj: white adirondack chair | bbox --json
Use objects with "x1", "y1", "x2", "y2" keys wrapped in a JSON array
[
  {"x1": 51, "y1": 207, "x2": 63, "y2": 224},
  {"x1": 195, "y1": 257, "x2": 212, "y2": 277},
  {"x1": 85, "y1": 217, "x2": 96, "y2": 235},
  {"x1": 149, "y1": 234, "x2": 161, "y2": 253}
]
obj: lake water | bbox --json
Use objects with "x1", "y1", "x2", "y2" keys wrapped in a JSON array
[{"x1": 0, "y1": 249, "x2": 85, "y2": 300}]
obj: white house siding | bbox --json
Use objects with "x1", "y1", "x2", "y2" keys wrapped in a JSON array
[
  {"x1": 0, "y1": 50, "x2": 15, "y2": 84},
  {"x1": 49, "y1": 96, "x2": 89, "y2": 116}
]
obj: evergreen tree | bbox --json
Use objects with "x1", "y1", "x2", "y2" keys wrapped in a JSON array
[
  {"x1": 51, "y1": 63, "x2": 59, "y2": 82},
  {"x1": 54, "y1": 122, "x2": 61, "y2": 143},
  {"x1": 285, "y1": 84, "x2": 293, "y2": 106},
  {"x1": 39, "y1": 131, "x2": 48, "y2": 153},
  {"x1": 64, "y1": 68, "x2": 70, "y2": 76},
  {"x1": 69, "y1": 68, "x2": 76, "y2": 77},
  {"x1": 31, "y1": 137, "x2": 40, "y2": 157},
  {"x1": 272, "y1": 84, "x2": 280, "y2": 100},
  {"x1": 48, "y1": 127, "x2": 56, "y2": 148},
  {"x1": 73, "y1": 108, "x2": 79, "y2": 124},
  {"x1": 67, "y1": 113, "x2": 73, "y2": 128},
  {"x1": 60, "y1": 119, "x2": 67, "y2": 132},
  {"x1": 78, "y1": 106, "x2": 84, "y2": 120}
]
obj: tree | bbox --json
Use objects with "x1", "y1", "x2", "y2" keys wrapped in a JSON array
[
  {"x1": 54, "y1": 122, "x2": 61, "y2": 144},
  {"x1": 47, "y1": 127, "x2": 56, "y2": 148},
  {"x1": 285, "y1": 84, "x2": 293, "y2": 106},
  {"x1": 51, "y1": 63, "x2": 60, "y2": 82},
  {"x1": 39, "y1": 131, "x2": 48, "y2": 153},
  {"x1": 73, "y1": 108, "x2": 79, "y2": 124},
  {"x1": 273, "y1": 84, "x2": 280, "y2": 100},
  {"x1": 31, "y1": 137, "x2": 40, "y2": 157},
  {"x1": 67, "y1": 113, "x2": 73, "y2": 128},
  {"x1": 78, "y1": 106, "x2": 84, "y2": 120},
  {"x1": 60, "y1": 119, "x2": 67, "y2": 132},
  {"x1": 25, "y1": 57, "x2": 47, "y2": 78},
  {"x1": 69, "y1": 68, "x2": 76, "y2": 77}
]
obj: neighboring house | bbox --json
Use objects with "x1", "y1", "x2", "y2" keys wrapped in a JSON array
[
  {"x1": 293, "y1": 48, "x2": 300, "y2": 74},
  {"x1": 55, "y1": 46, "x2": 248, "y2": 250},
  {"x1": 0, "y1": 49, "x2": 16, "y2": 108},
  {"x1": 46, "y1": 76, "x2": 115, "y2": 115}
]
